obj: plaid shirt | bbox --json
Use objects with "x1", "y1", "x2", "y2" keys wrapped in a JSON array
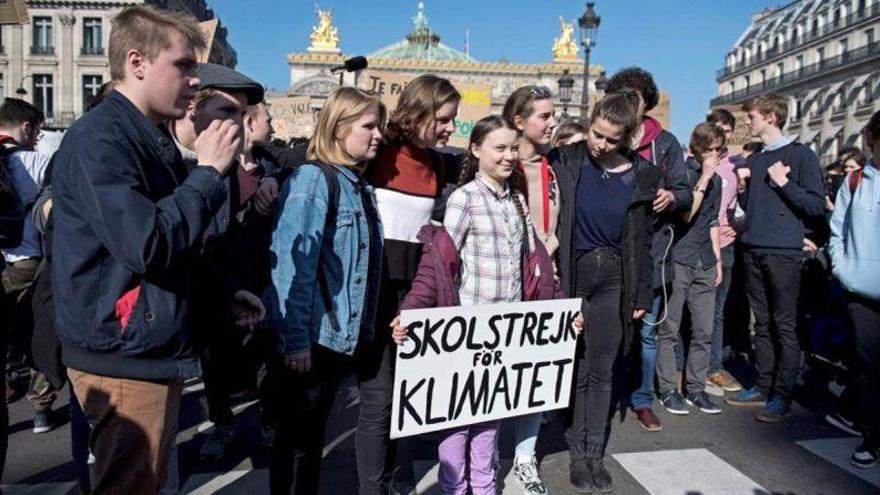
[{"x1": 444, "y1": 175, "x2": 535, "y2": 306}]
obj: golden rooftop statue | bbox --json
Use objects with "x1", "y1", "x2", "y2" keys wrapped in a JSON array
[
  {"x1": 308, "y1": 8, "x2": 340, "y2": 53},
  {"x1": 552, "y1": 16, "x2": 579, "y2": 62}
]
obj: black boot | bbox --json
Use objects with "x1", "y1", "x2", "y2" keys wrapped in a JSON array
[
  {"x1": 569, "y1": 455, "x2": 595, "y2": 493},
  {"x1": 586, "y1": 457, "x2": 613, "y2": 494}
]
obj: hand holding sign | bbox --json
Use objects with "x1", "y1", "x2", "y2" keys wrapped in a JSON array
[{"x1": 391, "y1": 299, "x2": 581, "y2": 438}]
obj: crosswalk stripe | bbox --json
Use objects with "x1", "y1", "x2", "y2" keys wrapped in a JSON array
[
  {"x1": 188, "y1": 469, "x2": 251, "y2": 494},
  {"x1": 797, "y1": 437, "x2": 880, "y2": 489},
  {"x1": 613, "y1": 448, "x2": 766, "y2": 495}
]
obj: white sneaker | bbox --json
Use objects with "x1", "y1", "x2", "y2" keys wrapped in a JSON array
[
  {"x1": 513, "y1": 459, "x2": 548, "y2": 495},
  {"x1": 704, "y1": 380, "x2": 724, "y2": 397}
]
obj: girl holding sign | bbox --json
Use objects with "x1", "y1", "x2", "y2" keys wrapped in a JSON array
[
  {"x1": 393, "y1": 116, "x2": 581, "y2": 495},
  {"x1": 502, "y1": 85, "x2": 559, "y2": 495},
  {"x1": 549, "y1": 93, "x2": 660, "y2": 494},
  {"x1": 267, "y1": 87, "x2": 386, "y2": 495}
]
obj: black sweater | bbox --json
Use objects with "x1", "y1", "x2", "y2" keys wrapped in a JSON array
[{"x1": 740, "y1": 142, "x2": 825, "y2": 251}]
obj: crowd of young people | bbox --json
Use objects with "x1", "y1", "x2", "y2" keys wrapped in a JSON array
[{"x1": 1, "y1": 5, "x2": 878, "y2": 495}]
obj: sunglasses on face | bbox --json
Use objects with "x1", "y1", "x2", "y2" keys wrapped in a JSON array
[{"x1": 530, "y1": 85, "x2": 552, "y2": 98}]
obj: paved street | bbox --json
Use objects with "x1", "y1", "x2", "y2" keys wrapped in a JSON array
[{"x1": 3, "y1": 368, "x2": 879, "y2": 494}]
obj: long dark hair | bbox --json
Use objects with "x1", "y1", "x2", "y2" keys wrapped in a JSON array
[{"x1": 457, "y1": 115, "x2": 529, "y2": 241}]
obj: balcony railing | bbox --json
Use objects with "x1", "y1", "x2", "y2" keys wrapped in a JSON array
[
  {"x1": 711, "y1": 41, "x2": 880, "y2": 106},
  {"x1": 30, "y1": 45, "x2": 54, "y2": 56},
  {"x1": 80, "y1": 46, "x2": 104, "y2": 56},
  {"x1": 717, "y1": 3, "x2": 880, "y2": 80}
]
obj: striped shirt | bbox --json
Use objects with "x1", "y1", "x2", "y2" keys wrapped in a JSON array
[
  {"x1": 444, "y1": 175, "x2": 535, "y2": 306},
  {"x1": 367, "y1": 143, "x2": 444, "y2": 281}
]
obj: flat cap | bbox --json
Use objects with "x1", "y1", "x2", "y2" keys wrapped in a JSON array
[{"x1": 195, "y1": 63, "x2": 264, "y2": 105}]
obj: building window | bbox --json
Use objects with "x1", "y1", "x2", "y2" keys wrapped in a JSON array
[
  {"x1": 867, "y1": 28, "x2": 875, "y2": 45},
  {"x1": 816, "y1": 47, "x2": 825, "y2": 65},
  {"x1": 839, "y1": 38, "x2": 849, "y2": 55},
  {"x1": 82, "y1": 18, "x2": 103, "y2": 55},
  {"x1": 0, "y1": 25, "x2": 4, "y2": 54},
  {"x1": 777, "y1": 62, "x2": 785, "y2": 77},
  {"x1": 728, "y1": 82, "x2": 735, "y2": 95},
  {"x1": 82, "y1": 75, "x2": 103, "y2": 109},
  {"x1": 795, "y1": 98, "x2": 802, "y2": 120},
  {"x1": 0, "y1": 74, "x2": 4, "y2": 104},
  {"x1": 32, "y1": 17, "x2": 53, "y2": 55},
  {"x1": 796, "y1": 55, "x2": 804, "y2": 73},
  {"x1": 745, "y1": 75, "x2": 751, "y2": 89},
  {"x1": 33, "y1": 74, "x2": 53, "y2": 119}
]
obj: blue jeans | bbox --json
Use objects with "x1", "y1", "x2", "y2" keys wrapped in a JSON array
[
  {"x1": 513, "y1": 413, "x2": 542, "y2": 458},
  {"x1": 631, "y1": 294, "x2": 663, "y2": 410},
  {"x1": 709, "y1": 245, "x2": 735, "y2": 375}
]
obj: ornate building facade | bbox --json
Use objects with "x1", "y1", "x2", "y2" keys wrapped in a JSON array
[
  {"x1": 0, "y1": 0, "x2": 237, "y2": 127},
  {"x1": 285, "y1": 2, "x2": 605, "y2": 122},
  {"x1": 711, "y1": 0, "x2": 880, "y2": 164}
]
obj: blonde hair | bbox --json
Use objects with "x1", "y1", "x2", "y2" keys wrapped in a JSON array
[
  {"x1": 742, "y1": 92, "x2": 789, "y2": 130},
  {"x1": 109, "y1": 6, "x2": 206, "y2": 82},
  {"x1": 308, "y1": 87, "x2": 387, "y2": 167}
]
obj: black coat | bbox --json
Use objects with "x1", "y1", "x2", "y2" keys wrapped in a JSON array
[
  {"x1": 51, "y1": 91, "x2": 228, "y2": 380},
  {"x1": 549, "y1": 142, "x2": 661, "y2": 354}
]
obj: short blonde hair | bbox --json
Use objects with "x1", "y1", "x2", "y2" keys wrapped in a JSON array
[
  {"x1": 109, "y1": 6, "x2": 206, "y2": 82},
  {"x1": 308, "y1": 87, "x2": 386, "y2": 167},
  {"x1": 742, "y1": 93, "x2": 788, "y2": 130}
]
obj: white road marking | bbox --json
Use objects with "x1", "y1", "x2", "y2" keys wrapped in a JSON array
[
  {"x1": 613, "y1": 448, "x2": 766, "y2": 495},
  {"x1": 187, "y1": 469, "x2": 251, "y2": 495}
]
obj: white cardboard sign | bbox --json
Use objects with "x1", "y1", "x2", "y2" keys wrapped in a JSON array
[{"x1": 391, "y1": 298, "x2": 581, "y2": 439}]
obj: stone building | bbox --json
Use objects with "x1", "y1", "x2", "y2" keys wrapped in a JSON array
[
  {"x1": 0, "y1": 0, "x2": 237, "y2": 127},
  {"x1": 711, "y1": 0, "x2": 879, "y2": 164},
  {"x1": 285, "y1": 2, "x2": 607, "y2": 125}
]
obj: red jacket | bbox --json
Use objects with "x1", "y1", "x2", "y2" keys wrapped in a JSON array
[{"x1": 400, "y1": 224, "x2": 565, "y2": 312}]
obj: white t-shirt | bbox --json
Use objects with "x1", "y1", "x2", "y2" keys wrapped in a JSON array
[{"x1": 4, "y1": 149, "x2": 50, "y2": 262}]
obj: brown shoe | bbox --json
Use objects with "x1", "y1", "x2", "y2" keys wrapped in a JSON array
[
  {"x1": 707, "y1": 371, "x2": 743, "y2": 392},
  {"x1": 635, "y1": 408, "x2": 662, "y2": 432}
]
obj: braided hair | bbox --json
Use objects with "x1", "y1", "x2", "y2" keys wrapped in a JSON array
[{"x1": 457, "y1": 115, "x2": 531, "y2": 255}]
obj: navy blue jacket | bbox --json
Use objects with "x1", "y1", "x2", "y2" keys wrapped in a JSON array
[
  {"x1": 740, "y1": 142, "x2": 825, "y2": 251},
  {"x1": 51, "y1": 91, "x2": 227, "y2": 380}
]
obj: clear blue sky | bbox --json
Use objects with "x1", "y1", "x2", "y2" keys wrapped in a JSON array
[{"x1": 209, "y1": 0, "x2": 776, "y2": 142}]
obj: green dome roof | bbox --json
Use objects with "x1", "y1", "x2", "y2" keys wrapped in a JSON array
[{"x1": 368, "y1": 1, "x2": 476, "y2": 62}]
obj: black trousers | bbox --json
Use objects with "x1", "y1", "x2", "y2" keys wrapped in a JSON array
[
  {"x1": 565, "y1": 248, "x2": 624, "y2": 458},
  {"x1": 1, "y1": 286, "x2": 7, "y2": 481},
  {"x1": 269, "y1": 329, "x2": 398, "y2": 495},
  {"x1": 847, "y1": 294, "x2": 880, "y2": 439},
  {"x1": 744, "y1": 250, "x2": 802, "y2": 401}
]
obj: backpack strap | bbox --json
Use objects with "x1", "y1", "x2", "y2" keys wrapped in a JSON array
[{"x1": 311, "y1": 162, "x2": 342, "y2": 330}]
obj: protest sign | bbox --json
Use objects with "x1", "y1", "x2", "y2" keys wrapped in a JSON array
[
  {"x1": 0, "y1": 0, "x2": 27, "y2": 25},
  {"x1": 196, "y1": 19, "x2": 218, "y2": 63},
  {"x1": 448, "y1": 81, "x2": 492, "y2": 148},
  {"x1": 359, "y1": 70, "x2": 412, "y2": 110},
  {"x1": 266, "y1": 95, "x2": 315, "y2": 141},
  {"x1": 391, "y1": 298, "x2": 581, "y2": 439}
]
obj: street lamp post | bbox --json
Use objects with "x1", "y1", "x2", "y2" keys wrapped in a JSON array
[
  {"x1": 557, "y1": 69, "x2": 574, "y2": 120},
  {"x1": 578, "y1": 2, "x2": 601, "y2": 123},
  {"x1": 16, "y1": 74, "x2": 33, "y2": 96}
]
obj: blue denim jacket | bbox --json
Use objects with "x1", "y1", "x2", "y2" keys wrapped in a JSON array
[{"x1": 269, "y1": 163, "x2": 383, "y2": 355}]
